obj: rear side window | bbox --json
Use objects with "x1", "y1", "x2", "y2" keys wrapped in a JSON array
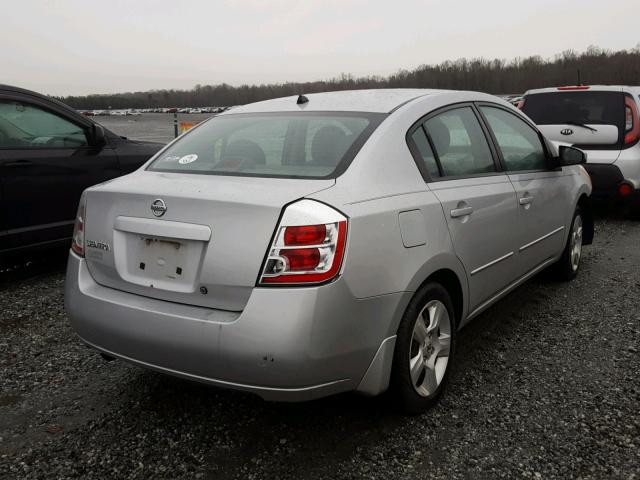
[
  {"x1": 0, "y1": 100, "x2": 87, "y2": 149},
  {"x1": 423, "y1": 107, "x2": 495, "y2": 177},
  {"x1": 409, "y1": 127, "x2": 440, "y2": 178},
  {"x1": 480, "y1": 106, "x2": 547, "y2": 171},
  {"x1": 522, "y1": 91, "x2": 624, "y2": 127},
  {"x1": 149, "y1": 112, "x2": 385, "y2": 179}
]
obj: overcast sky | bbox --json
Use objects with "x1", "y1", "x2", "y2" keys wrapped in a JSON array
[{"x1": 3, "y1": 0, "x2": 639, "y2": 96}]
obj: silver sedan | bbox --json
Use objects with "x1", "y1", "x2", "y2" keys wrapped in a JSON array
[{"x1": 65, "y1": 89, "x2": 593, "y2": 413}]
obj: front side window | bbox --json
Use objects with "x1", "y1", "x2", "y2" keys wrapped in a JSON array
[
  {"x1": 149, "y1": 112, "x2": 385, "y2": 179},
  {"x1": 423, "y1": 107, "x2": 495, "y2": 177},
  {"x1": 480, "y1": 106, "x2": 547, "y2": 171},
  {"x1": 0, "y1": 100, "x2": 87, "y2": 148}
]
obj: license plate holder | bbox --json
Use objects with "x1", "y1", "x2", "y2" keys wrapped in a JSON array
[{"x1": 136, "y1": 236, "x2": 188, "y2": 282}]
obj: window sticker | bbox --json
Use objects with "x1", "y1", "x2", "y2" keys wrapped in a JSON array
[{"x1": 178, "y1": 154, "x2": 198, "y2": 164}]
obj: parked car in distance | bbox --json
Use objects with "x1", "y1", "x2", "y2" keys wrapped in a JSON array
[
  {"x1": 520, "y1": 85, "x2": 640, "y2": 202},
  {"x1": 65, "y1": 89, "x2": 593, "y2": 413},
  {"x1": 0, "y1": 84, "x2": 164, "y2": 258}
]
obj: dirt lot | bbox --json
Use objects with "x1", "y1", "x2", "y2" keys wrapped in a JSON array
[{"x1": 1, "y1": 210, "x2": 639, "y2": 479}]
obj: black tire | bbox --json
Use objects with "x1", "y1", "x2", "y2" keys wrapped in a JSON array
[
  {"x1": 389, "y1": 282, "x2": 456, "y2": 415},
  {"x1": 553, "y1": 207, "x2": 583, "y2": 281}
]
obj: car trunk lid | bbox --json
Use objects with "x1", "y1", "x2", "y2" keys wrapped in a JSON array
[
  {"x1": 522, "y1": 89, "x2": 625, "y2": 164},
  {"x1": 84, "y1": 172, "x2": 334, "y2": 311}
]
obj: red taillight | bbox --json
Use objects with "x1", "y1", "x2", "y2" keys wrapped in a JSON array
[
  {"x1": 281, "y1": 248, "x2": 321, "y2": 271},
  {"x1": 557, "y1": 86, "x2": 591, "y2": 91},
  {"x1": 284, "y1": 224, "x2": 327, "y2": 246},
  {"x1": 624, "y1": 96, "x2": 640, "y2": 145},
  {"x1": 259, "y1": 200, "x2": 348, "y2": 286},
  {"x1": 71, "y1": 199, "x2": 86, "y2": 257},
  {"x1": 618, "y1": 183, "x2": 634, "y2": 197}
]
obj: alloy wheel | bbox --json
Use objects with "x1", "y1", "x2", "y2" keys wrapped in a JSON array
[
  {"x1": 409, "y1": 300, "x2": 452, "y2": 397},
  {"x1": 570, "y1": 214, "x2": 583, "y2": 272}
]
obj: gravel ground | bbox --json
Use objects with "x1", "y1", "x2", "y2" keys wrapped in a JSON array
[{"x1": 1, "y1": 214, "x2": 639, "y2": 479}]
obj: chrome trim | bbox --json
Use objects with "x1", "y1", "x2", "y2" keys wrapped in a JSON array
[
  {"x1": 7, "y1": 219, "x2": 74, "y2": 234},
  {"x1": 519, "y1": 226, "x2": 565, "y2": 252},
  {"x1": 467, "y1": 256, "x2": 557, "y2": 321},
  {"x1": 470, "y1": 251, "x2": 514, "y2": 276}
]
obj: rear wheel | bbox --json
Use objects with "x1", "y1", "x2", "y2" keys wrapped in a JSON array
[
  {"x1": 554, "y1": 207, "x2": 583, "y2": 281},
  {"x1": 390, "y1": 282, "x2": 456, "y2": 414}
]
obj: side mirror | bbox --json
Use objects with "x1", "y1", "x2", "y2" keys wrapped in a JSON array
[
  {"x1": 557, "y1": 145, "x2": 586, "y2": 166},
  {"x1": 91, "y1": 124, "x2": 107, "y2": 147}
]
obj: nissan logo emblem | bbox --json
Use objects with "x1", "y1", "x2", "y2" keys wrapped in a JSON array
[
  {"x1": 150, "y1": 199, "x2": 167, "y2": 217},
  {"x1": 561, "y1": 128, "x2": 574, "y2": 136}
]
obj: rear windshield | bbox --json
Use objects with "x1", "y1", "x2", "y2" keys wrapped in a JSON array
[
  {"x1": 148, "y1": 112, "x2": 385, "y2": 178},
  {"x1": 522, "y1": 91, "x2": 624, "y2": 127}
]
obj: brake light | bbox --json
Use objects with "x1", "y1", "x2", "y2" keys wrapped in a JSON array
[
  {"x1": 259, "y1": 200, "x2": 348, "y2": 285},
  {"x1": 618, "y1": 183, "x2": 634, "y2": 197},
  {"x1": 284, "y1": 224, "x2": 327, "y2": 246},
  {"x1": 557, "y1": 86, "x2": 591, "y2": 91},
  {"x1": 624, "y1": 96, "x2": 640, "y2": 145},
  {"x1": 71, "y1": 196, "x2": 86, "y2": 257}
]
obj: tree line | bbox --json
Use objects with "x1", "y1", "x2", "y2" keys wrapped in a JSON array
[{"x1": 59, "y1": 46, "x2": 640, "y2": 109}]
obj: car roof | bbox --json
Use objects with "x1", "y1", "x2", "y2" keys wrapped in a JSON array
[
  {"x1": 524, "y1": 85, "x2": 638, "y2": 95},
  {"x1": 222, "y1": 89, "x2": 447, "y2": 114},
  {"x1": 0, "y1": 83, "x2": 84, "y2": 113},
  {"x1": 0, "y1": 83, "x2": 61, "y2": 101}
]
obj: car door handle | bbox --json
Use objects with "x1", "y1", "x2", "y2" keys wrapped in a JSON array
[
  {"x1": 3, "y1": 160, "x2": 33, "y2": 168},
  {"x1": 450, "y1": 206, "x2": 474, "y2": 218},
  {"x1": 519, "y1": 196, "x2": 534, "y2": 206}
]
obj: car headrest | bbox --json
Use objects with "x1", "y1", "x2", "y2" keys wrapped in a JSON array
[
  {"x1": 311, "y1": 125, "x2": 349, "y2": 167},
  {"x1": 427, "y1": 118, "x2": 451, "y2": 156},
  {"x1": 222, "y1": 139, "x2": 266, "y2": 165}
]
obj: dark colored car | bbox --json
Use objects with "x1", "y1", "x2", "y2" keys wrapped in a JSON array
[{"x1": 0, "y1": 85, "x2": 163, "y2": 258}]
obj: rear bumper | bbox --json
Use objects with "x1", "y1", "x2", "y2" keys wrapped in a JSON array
[
  {"x1": 64, "y1": 252, "x2": 407, "y2": 401},
  {"x1": 583, "y1": 164, "x2": 625, "y2": 197},
  {"x1": 583, "y1": 163, "x2": 638, "y2": 199}
]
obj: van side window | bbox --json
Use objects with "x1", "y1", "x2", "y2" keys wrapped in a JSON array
[
  {"x1": 409, "y1": 126, "x2": 440, "y2": 178},
  {"x1": 480, "y1": 106, "x2": 547, "y2": 171},
  {"x1": 423, "y1": 107, "x2": 495, "y2": 177}
]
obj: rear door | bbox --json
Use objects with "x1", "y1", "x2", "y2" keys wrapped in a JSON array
[
  {"x1": 412, "y1": 104, "x2": 520, "y2": 311},
  {"x1": 478, "y1": 104, "x2": 571, "y2": 275},
  {"x1": 0, "y1": 95, "x2": 120, "y2": 249}
]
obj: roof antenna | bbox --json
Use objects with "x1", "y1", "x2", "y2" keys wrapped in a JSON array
[{"x1": 297, "y1": 94, "x2": 309, "y2": 105}]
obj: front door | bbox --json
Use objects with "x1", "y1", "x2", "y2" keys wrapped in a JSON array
[
  {"x1": 478, "y1": 104, "x2": 571, "y2": 276},
  {"x1": 0, "y1": 98, "x2": 120, "y2": 249}
]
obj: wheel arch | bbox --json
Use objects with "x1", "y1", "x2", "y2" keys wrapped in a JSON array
[
  {"x1": 402, "y1": 253, "x2": 468, "y2": 332},
  {"x1": 357, "y1": 261, "x2": 467, "y2": 397}
]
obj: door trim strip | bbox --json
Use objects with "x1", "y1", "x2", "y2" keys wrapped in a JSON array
[
  {"x1": 519, "y1": 226, "x2": 565, "y2": 252},
  {"x1": 470, "y1": 251, "x2": 514, "y2": 276},
  {"x1": 7, "y1": 220, "x2": 74, "y2": 235},
  {"x1": 466, "y1": 256, "x2": 557, "y2": 322}
]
